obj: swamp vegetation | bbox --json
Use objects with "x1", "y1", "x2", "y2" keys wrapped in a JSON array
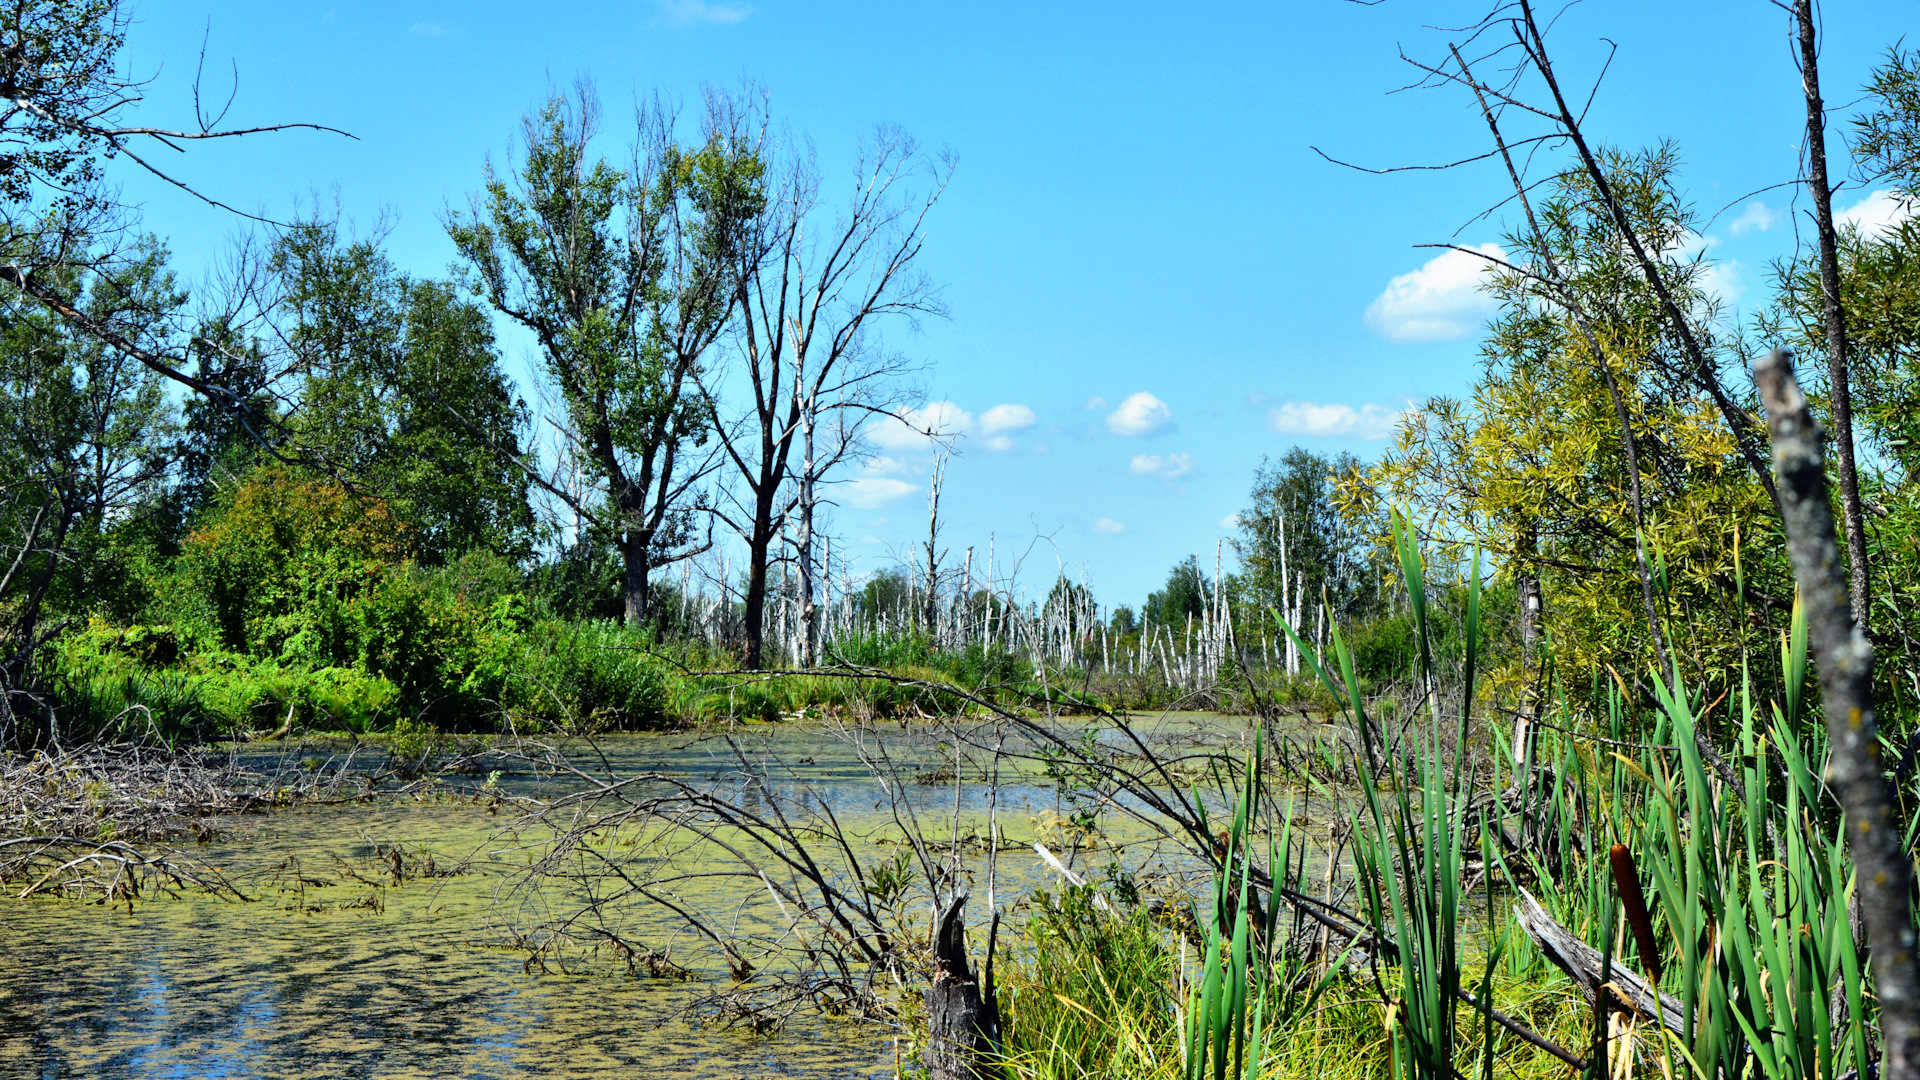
[{"x1": 13, "y1": 1, "x2": 1920, "y2": 1079}]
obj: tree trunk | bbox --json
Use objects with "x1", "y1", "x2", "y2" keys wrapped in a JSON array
[
  {"x1": 924, "y1": 896, "x2": 1000, "y2": 1080},
  {"x1": 796, "y1": 408, "x2": 817, "y2": 667},
  {"x1": 1515, "y1": 521, "x2": 1541, "y2": 661},
  {"x1": 1755, "y1": 348, "x2": 1920, "y2": 1080},
  {"x1": 621, "y1": 531, "x2": 651, "y2": 627},
  {"x1": 1795, "y1": 0, "x2": 1873, "y2": 630},
  {"x1": 923, "y1": 457, "x2": 945, "y2": 635},
  {"x1": 742, "y1": 523, "x2": 772, "y2": 670}
]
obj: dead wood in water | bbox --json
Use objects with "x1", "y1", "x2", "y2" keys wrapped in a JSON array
[
  {"x1": 0, "y1": 742, "x2": 268, "y2": 900},
  {"x1": 0, "y1": 739, "x2": 411, "y2": 901},
  {"x1": 924, "y1": 895, "x2": 1000, "y2": 1080},
  {"x1": 488, "y1": 735, "x2": 915, "y2": 1030},
  {"x1": 0, "y1": 834, "x2": 249, "y2": 901},
  {"x1": 0, "y1": 742, "x2": 265, "y2": 842},
  {"x1": 1514, "y1": 888, "x2": 1685, "y2": 1038}
]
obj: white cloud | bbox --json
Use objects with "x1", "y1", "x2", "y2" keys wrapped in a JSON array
[
  {"x1": 845, "y1": 477, "x2": 917, "y2": 510},
  {"x1": 1266, "y1": 401, "x2": 1404, "y2": 440},
  {"x1": 658, "y1": 0, "x2": 750, "y2": 24},
  {"x1": 1219, "y1": 512, "x2": 1241, "y2": 529},
  {"x1": 1129, "y1": 452, "x2": 1194, "y2": 478},
  {"x1": 977, "y1": 403, "x2": 1035, "y2": 452},
  {"x1": 872, "y1": 401, "x2": 973, "y2": 451},
  {"x1": 980, "y1": 403, "x2": 1037, "y2": 436},
  {"x1": 1728, "y1": 201, "x2": 1779, "y2": 236},
  {"x1": 1363, "y1": 243, "x2": 1505, "y2": 344},
  {"x1": 1671, "y1": 230, "x2": 1719, "y2": 257},
  {"x1": 1697, "y1": 261, "x2": 1747, "y2": 309},
  {"x1": 862, "y1": 456, "x2": 908, "y2": 476},
  {"x1": 1838, "y1": 189, "x2": 1913, "y2": 237},
  {"x1": 1082, "y1": 395, "x2": 1109, "y2": 411},
  {"x1": 1092, "y1": 518, "x2": 1126, "y2": 534},
  {"x1": 1106, "y1": 392, "x2": 1172, "y2": 437},
  {"x1": 409, "y1": 21, "x2": 447, "y2": 37}
]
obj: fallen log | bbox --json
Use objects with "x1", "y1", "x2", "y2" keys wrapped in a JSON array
[{"x1": 1514, "y1": 887, "x2": 1685, "y2": 1037}]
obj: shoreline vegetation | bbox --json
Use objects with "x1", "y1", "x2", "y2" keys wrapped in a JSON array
[{"x1": 11, "y1": 2, "x2": 1920, "y2": 1079}]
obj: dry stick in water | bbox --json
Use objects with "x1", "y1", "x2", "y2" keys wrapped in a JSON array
[{"x1": 1755, "y1": 347, "x2": 1920, "y2": 1080}]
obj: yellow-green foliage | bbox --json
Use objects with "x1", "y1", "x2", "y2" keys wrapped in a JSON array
[
  {"x1": 1348, "y1": 147, "x2": 1784, "y2": 691},
  {"x1": 181, "y1": 466, "x2": 417, "y2": 656}
]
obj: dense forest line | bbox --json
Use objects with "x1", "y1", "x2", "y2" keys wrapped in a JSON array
[{"x1": 0, "y1": 72, "x2": 1419, "y2": 744}]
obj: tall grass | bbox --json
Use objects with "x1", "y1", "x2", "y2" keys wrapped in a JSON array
[
  {"x1": 1297, "y1": 517, "x2": 1878, "y2": 1079},
  {"x1": 995, "y1": 512, "x2": 1890, "y2": 1080}
]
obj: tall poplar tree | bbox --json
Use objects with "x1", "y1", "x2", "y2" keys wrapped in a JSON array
[{"x1": 449, "y1": 86, "x2": 763, "y2": 623}]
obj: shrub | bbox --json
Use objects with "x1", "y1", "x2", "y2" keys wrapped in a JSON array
[
  {"x1": 180, "y1": 466, "x2": 415, "y2": 655},
  {"x1": 47, "y1": 619, "x2": 402, "y2": 739}
]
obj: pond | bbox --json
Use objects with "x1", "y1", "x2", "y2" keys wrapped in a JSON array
[{"x1": 0, "y1": 712, "x2": 1282, "y2": 1079}]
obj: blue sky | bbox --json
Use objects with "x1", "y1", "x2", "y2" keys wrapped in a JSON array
[{"x1": 116, "y1": 0, "x2": 1917, "y2": 607}]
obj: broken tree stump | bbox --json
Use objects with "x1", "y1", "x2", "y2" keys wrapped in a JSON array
[{"x1": 924, "y1": 894, "x2": 1001, "y2": 1080}]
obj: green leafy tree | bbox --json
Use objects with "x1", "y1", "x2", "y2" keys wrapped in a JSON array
[
  {"x1": 1143, "y1": 556, "x2": 1210, "y2": 630},
  {"x1": 0, "y1": 240, "x2": 180, "y2": 624},
  {"x1": 1356, "y1": 148, "x2": 1780, "y2": 688},
  {"x1": 180, "y1": 465, "x2": 414, "y2": 655},
  {"x1": 1766, "y1": 45, "x2": 1920, "y2": 705},
  {"x1": 1234, "y1": 448, "x2": 1380, "y2": 625},
  {"x1": 1853, "y1": 45, "x2": 1920, "y2": 204},
  {"x1": 271, "y1": 217, "x2": 536, "y2": 564},
  {"x1": 449, "y1": 86, "x2": 763, "y2": 624}
]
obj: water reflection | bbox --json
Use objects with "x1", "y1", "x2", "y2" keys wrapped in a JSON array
[{"x1": 0, "y1": 713, "x2": 1263, "y2": 1078}]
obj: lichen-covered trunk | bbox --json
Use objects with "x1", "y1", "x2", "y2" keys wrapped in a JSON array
[{"x1": 1756, "y1": 348, "x2": 1920, "y2": 1080}]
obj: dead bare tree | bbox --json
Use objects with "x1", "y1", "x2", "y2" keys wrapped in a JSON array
[
  {"x1": 706, "y1": 123, "x2": 950, "y2": 669},
  {"x1": 1756, "y1": 347, "x2": 1920, "y2": 1080},
  {"x1": 1791, "y1": 0, "x2": 1873, "y2": 630},
  {"x1": 923, "y1": 452, "x2": 948, "y2": 635}
]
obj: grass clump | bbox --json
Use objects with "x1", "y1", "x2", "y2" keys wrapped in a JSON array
[{"x1": 998, "y1": 886, "x2": 1183, "y2": 1079}]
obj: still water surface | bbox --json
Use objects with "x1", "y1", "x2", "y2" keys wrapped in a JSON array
[{"x1": 0, "y1": 713, "x2": 1261, "y2": 1079}]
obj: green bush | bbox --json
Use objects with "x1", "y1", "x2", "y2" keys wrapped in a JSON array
[
  {"x1": 505, "y1": 619, "x2": 673, "y2": 730},
  {"x1": 47, "y1": 619, "x2": 403, "y2": 739}
]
